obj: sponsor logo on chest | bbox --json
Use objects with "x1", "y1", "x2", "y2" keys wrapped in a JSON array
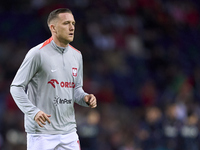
[
  {"x1": 48, "y1": 79, "x2": 75, "y2": 88},
  {"x1": 54, "y1": 96, "x2": 72, "y2": 106}
]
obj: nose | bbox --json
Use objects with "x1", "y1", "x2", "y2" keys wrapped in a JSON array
[{"x1": 69, "y1": 23, "x2": 75, "y2": 31}]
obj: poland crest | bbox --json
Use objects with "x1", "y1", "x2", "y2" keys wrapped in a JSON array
[{"x1": 72, "y1": 68, "x2": 77, "y2": 77}]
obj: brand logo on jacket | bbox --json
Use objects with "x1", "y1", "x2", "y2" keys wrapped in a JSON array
[
  {"x1": 48, "y1": 79, "x2": 59, "y2": 88},
  {"x1": 51, "y1": 69, "x2": 57, "y2": 72},
  {"x1": 72, "y1": 68, "x2": 77, "y2": 77},
  {"x1": 54, "y1": 96, "x2": 72, "y2": 106},
  {"x1": 48, "y1": 79, "x2": 75, "y2": 88}
]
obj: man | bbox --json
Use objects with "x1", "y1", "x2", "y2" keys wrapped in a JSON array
[{"x1": 10, "y1": 8, "x2": 97, "y2": 150}]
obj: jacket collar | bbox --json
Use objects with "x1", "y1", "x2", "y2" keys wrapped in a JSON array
[{"x1": 51, "y1": 40, "x2": 69, "y2": 54}]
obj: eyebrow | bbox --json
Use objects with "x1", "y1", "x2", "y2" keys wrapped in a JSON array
[{"x1": 63, "y1": 20, "x2": 76, "y2": 24}]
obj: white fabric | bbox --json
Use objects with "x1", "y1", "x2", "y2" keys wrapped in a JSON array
[{"x1": 27, "y1": 132, "x2": 81, "y2": 150}]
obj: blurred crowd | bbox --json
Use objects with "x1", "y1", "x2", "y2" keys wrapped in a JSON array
[{"x1": 0, "y1": 0, "x2": 200, "y2": 150}]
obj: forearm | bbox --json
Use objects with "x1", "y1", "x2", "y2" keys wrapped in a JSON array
[
  {"x1": 10, "y1": 86, "x2": 40, "y2": 120},
  {"x1": 74, "y1": 86, "x2": 89, "y2": 107}
]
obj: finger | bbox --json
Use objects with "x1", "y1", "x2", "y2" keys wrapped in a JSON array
[
  {"x1": 90, "y1": 95, "x2": 96, "y2": 101},
  {"x1": 44, "y1": 114, "x2": 51, "y2": 124},
  {"x1": 89, "y1": 98, "x2": 96, "y2": 104},
  {"x1": 89, "y1": 94, "x2": 94, "y2": 99},
  {"x1": 90, "y1": 100, "x2": 97, "y2": 108},
  {"x1": 90, "y1": 97, "x2": 96, "y2": 104},
  {"x1": 87, "y1": 94, "x2": 94, "y2": 100},
  {"x1": 38, "y1": 118, "x2": 46, "y2": 125},
  {"x1": 39, "y1": 115, "x2": 46, "y2": 122},
  {"x1": 89, "y1": 100, "x2": 96, "y2": 106},
  {"x1": 91, "y1": 104, "x2": 97, "y2": 108},
  {"x1": 37, "y1": 121, "x2": 44, "y2": 127},
  {"x1": 93, "y1": 100, "x2": 97, "y2": 107}
]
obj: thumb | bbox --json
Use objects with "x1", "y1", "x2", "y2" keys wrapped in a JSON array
[
  {"x1": 84, "y1": 95, "x2": 88, "y2": 101},
  {"x1": 84, "y1": 95, "x2": 90, "y2": 103}
]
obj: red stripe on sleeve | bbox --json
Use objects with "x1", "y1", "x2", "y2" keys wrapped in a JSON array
[
  {"x1": 69, "y1": 44, "x2": 81, "y2": 53},
  {"x1": 39, "y1": 37, "x2": 53, "y2": 49}
]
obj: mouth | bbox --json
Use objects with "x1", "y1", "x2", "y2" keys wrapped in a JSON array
[{"x1": 69, "y1": 33, "x2": 74, "y2": 36}]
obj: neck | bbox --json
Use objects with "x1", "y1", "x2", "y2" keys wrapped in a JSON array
[{"x1": 52, "y1": 35, "x2": 69, "y2": 47}]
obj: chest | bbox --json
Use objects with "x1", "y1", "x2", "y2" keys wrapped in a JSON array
[{"x1": 40, "y1": 51, "x2": 79, "y2": 81}]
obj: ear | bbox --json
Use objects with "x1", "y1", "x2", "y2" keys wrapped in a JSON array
[{"x1": 50, "y1": 24, "x2": 57, "y2": 34}]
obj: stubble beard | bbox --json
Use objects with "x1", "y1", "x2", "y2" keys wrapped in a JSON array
[{"x1": 58, "y1": 36, "x2": 74, "y2": 46}]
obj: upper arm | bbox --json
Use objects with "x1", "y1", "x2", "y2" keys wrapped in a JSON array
[{"x1": 11, "y1": 48, "x2": 41, "y2": 89}]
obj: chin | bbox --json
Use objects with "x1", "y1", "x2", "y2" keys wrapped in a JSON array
[
  {"x1": 67, "y1": 36, "x2": 74, "y2": 41},
  {"x1": 69, "y1": 39, "x2": 74, "y2": 43},
  {"x1": 64, "y1": 39, "x2": 73, "y2": 44}
]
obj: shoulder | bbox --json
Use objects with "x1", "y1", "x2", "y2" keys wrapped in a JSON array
[
  {"x1": 27, "y1": 37, "x2": 53, "y2": 57},
  {"x1": 39, "y1": 37, "x2": 53, "y2": 50},
  {"x1": 27, "y1": 43, "x2": 42, "y2": 56},
  {"x1": 25, "y1": 42, "x2": 44, "y2": 61},
  {"x1": 69, "y1": 44, "x2": 82, "y2": 55}
]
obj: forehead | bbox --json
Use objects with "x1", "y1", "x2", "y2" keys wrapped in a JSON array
[{"x1": 58, "y1": 13, "x2": 75, "y2": 22}]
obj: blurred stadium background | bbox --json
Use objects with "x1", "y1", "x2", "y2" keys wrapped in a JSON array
[{"x1": 0, "y1": 0, "x2": 200, "y2": 150}]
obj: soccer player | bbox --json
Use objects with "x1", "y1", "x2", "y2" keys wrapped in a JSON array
[{"x1": 10, "y1": 8, "x2": 97, "y2": 150}]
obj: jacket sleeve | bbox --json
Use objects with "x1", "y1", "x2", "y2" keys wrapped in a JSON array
[
  {"x1": 74, "y1": 53, "x2": 89, "y2": 107},
  {"x1": 10, "y1": 47, "x2": 41, "y2": 120}
]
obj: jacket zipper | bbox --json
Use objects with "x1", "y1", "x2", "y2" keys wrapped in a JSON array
[{"x1": 62, "y1": 51, "x2": 65, "y2": 67}]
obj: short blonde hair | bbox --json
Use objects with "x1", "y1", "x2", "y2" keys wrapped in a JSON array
[{"x1": 47, "y1": 8, "x2": 72, "y2": 25}]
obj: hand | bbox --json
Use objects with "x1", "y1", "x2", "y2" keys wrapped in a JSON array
[
  {"x1": 34, "y1": 111, "x2": 51, "y2": 127},
  {"x1": 84, "y1": 94, "x2": 97, "y2": 108}
]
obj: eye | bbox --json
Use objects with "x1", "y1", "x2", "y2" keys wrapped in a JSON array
[{"x1": 63, "y1": 22, "x2": 69, "y2": 25}]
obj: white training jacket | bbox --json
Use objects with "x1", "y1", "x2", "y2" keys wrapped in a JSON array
[{"x1": 10, "y1": 37, "x2": 89, "y2": 134}]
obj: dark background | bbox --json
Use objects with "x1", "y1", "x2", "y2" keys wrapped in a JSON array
[{"x1": 0, "y1": 0, "x2": 200, "y2": 150}]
